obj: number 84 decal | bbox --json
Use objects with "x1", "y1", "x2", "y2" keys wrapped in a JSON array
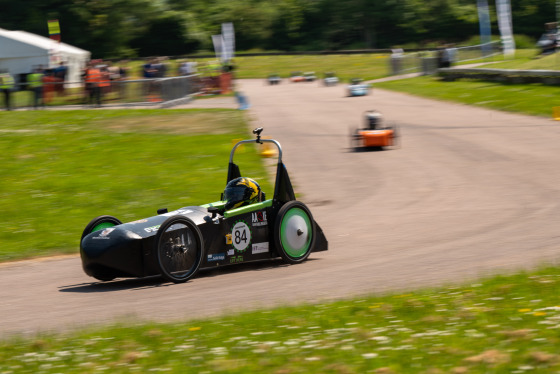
[{"x1": 232, "y1": 220, "x2": 251, "y2": 252}]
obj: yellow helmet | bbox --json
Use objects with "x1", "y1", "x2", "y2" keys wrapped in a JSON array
[{"x1": 224, "y1": 177, "x2": 262, "y2": 210}]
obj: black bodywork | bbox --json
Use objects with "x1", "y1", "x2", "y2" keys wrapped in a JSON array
[{"x1": 80, "y1": 129, "x2": 328, "y2": 283}]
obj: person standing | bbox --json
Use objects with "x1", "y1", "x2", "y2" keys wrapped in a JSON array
[
  {"x1": 27, "y1": 67, "x2": 44, "y2": 109},
  {"x1": 85, "y1": 63, "x2": 102, "y2": 107},
  {"x1": 0, "y1": 70, "x2": 15, "y2": 111},
  {"x1": 53, "y1": 61, "x2": 68, "y2": 96},
  {"x1": 99, "y1": 65, "x2": 111, "y2": 104}
]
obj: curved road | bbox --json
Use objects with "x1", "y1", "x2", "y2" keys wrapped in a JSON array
[{"x1": 1, "y1": 79, "x2": 559, "y2": 337}]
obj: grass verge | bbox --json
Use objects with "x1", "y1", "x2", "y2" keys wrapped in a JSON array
[
  {"x1": 2, "y1": 265, "x2": 560, "y2": 373},
  {"x1": 232, "y1": 54, "x2": 392, "y2": 82},
  {"x1": 479, "y1": 49, "x2": 560, "y2": 71},
  {"x1": 374, "y1": 75, "x2": 560, "y2": 118},
  {"x1": 0, "y1": 109, "x2": 272, "y2": 262}
]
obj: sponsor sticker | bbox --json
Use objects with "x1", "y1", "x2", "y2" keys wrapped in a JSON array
[
  {"x1": 251, "y1": 211, "x2": 268, "y2": 227},
  {"x1": 227, "y1": 249, "x2": 234, "y2": 256},
  {"x1": 144, "y1": 225, "x2": 160, "y2": 233},
  {"x1": 92, "y1": 227, "x2": 114, "y2": 240},
  {"x1": 207, "y1": 253, "x2": 225, "y2": 262},
  {"x1": 232, "y1": 220, "x2": 251, "y2": 252},
  {"x1": 230, "y1": 255, "x2": 244, "y2": 264},
  {"x1": 100, "y1": 228, "x2": 115, "y2": 236},
  {"x1": 252, "y1": 242, "x2": 269, "y2": 254},
  {"x1": 225, "y1": 233, "x2": 232, "y2": 245}
]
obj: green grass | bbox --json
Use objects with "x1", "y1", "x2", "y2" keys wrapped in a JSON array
[
  {"x1": 0, "y1": 109, "x2": 272, "y2": 261},
  {"x1": 375, "y1": 76, "x2": 560, "y2": 118},
  {"x1": 368, "y1": 49, "x2": 560, "y2": 118},
  {"x1": 2, "y1": 265, "x2": 560, "y2": 372},
  {"x1": 232, "y1": 54, "x2": 393, "y2": 81},
  {"x1": 479, "y1": 49, "x2": 560, "y2": 70}
]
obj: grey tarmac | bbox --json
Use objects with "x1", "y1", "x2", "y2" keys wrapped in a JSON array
[{"x1": 1, "y1": 78, "x2": 559, "y2": 337}]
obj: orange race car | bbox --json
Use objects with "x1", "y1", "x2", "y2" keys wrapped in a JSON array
[
  {"x1": 350, "y1": 110, "x2": 399, "y2": 150},
  {"x1": 289, "y1": 71, "x2": 306, "y2": 82}
]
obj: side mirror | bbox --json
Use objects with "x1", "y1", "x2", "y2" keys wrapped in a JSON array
[
  {"x1": 157, "y1": 208, "x2": 168, "y2": 215},
  {"x1": 207, "y1": 206, "x2": 220, "y2": 219}
]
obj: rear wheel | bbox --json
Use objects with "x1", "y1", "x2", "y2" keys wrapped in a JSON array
[
  {"x1": 349, "y1": 127, "x2": 362, "y2": 151},
  {"x1": 391, "y1": 124, "x2": 400, "y2": 147},
  {"x1": 155, "y1": 216, "x2": 204, "y2": 283},
  {"x1": 81, "y1": 215, "x2": 122, "y2": 281},
  {"x1": 274, "y1": 201, "x2": 316, "y2": 264}
]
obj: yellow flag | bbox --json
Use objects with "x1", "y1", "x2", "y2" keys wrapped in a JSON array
[{"x1": 48, "y1": 19, "x2": 60, "y2": 35}]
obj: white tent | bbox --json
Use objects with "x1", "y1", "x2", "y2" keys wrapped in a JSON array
[{"x1": 0, "y1": 28, "x2": 90, "y2": 87}]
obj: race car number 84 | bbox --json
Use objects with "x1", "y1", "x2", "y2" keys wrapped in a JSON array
[{"x1": 232, "y1": 221, "x2": 251, "y2": 252}]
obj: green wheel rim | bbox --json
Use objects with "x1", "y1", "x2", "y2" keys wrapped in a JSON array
[
  {"x1": 280, "y1": 207, "x2": 312, "y2": 258},
  {"x1": 91, "y1": 222, "x2": 117, "y2": 233}
]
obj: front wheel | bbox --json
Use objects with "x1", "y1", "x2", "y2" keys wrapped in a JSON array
[
  {"x1": 81, "y1": 215, "x2": 122, "y2": 281},
  {"x1": 274, "y1": 201, "x2": 316, "y2": 264},
  {"x1": 155, "y1": 216, "x2": 204, "y2": 283},
  {"x1": 81, "y1": 215, "x2": 122, "y2": 241}
]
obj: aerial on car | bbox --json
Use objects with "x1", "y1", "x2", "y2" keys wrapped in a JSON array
[{"x1": 80, "y1": 128, "x2": 328, "y2": 283}]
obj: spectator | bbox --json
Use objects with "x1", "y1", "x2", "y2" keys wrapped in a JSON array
[
  {"x1": 390, "y1": 48, "x2": 403, "y2": 75},
  {"x1": 85, "y1": 61, "x2": 103, "y2": 107},
  {"x1": 142, "y1": 58, "x2": 157, "y2": 97},
  {"x1": 53, "y1": 61, "x2": 68, "y2": 96},
  {"x1": 179, "y1": 61, "x2": 189, "y2": 76},
  {"x1": 0, "y1": 70, "x2": 15, "y2": 110},
  {"x1": 117, "y1": 60, "x2": 129, "y2": 100},
  {"x1": 27, "y1": 67, "x2": 44, "y2": 109}
]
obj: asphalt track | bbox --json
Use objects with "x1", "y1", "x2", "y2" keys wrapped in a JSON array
[{"x1": 1, "y1": 78, "x2": 559, "y2": 338}]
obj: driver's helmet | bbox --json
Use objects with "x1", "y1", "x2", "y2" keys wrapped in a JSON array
[
  {"x1": 224, "y1": 177, "x2": 262, "y2": 210},
  {"x1": 365, "y1": 110, "x2": 383, "y2": 129}
]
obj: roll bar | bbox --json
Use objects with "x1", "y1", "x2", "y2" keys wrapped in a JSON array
[
  {"x1": 229, "y1": 127, "x2": 283, "y2": 164},
  {"x1": 226, "y1": 127, "x2": 295, "y2": 204}
]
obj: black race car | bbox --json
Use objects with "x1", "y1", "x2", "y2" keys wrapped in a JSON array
[
  {"x1": 267, "y1": 73, "x2": 282, "y2": 85},
  {"x1": 80, "y1": 128, "x2": 328, "y2": 283}
]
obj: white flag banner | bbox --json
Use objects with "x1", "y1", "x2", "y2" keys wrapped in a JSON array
[
  {"x1": 221, "y1": 22, "x2": 235, "y2": 62},
  {"x1": 477, "y1": 0, "x2": 492, "y2": 56},
  {"x1": 496, "y1": 0, "x2": 515, "y2": 56},
  {"x1": 477, "y1": 0, "x2": 491, "y2": 44},
  {"x1": 212, "y1": 34, "x2": 223, "y2": 60}
]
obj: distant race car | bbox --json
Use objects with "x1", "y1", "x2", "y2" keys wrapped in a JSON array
[
  {"x1": 80, "y1": 128, "x2": 328, "y2": 283},
  {"x1": 290, "y1": 71, "x2": 305, "y2": 82},
  {"x1": 323, "y1": 72, "x2": 339, "y2": 86},
  {"x1": 350, "y1": 110, "x2": 398, "y2": 150},
  {"x1": 347, "y1": 78, "x2": 371, "y2": 96},
  {"x1": 267, "y1": 74, "x2": 281, "y2": 85},
  {"x1": 303, "y1": 71, "x2": 316, "y2": 82}
]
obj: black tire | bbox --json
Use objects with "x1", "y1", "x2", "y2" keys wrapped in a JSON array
[
  {"x1": 81, "y1": 215, "x2": 122, "y2": 281},
  {"x1": 389, "y1": 124, "x2": 400, "y2": 148},
  {"x1": 274, "y1": 201, "x2": 316, "y2": 264},
  {"x1": 92, "y1": 272, "x2": 117, "y2": 282},
  {"x1": 154, "y1": 216, "x2": 204, "y2": 283},
  {"x1": 349, "y1": 127, "x2": 361, "y2": 151}
]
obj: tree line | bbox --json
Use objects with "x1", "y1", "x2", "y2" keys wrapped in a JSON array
[{"x1": 0, "y1": 0, "x2": 555, "y2": 59}]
